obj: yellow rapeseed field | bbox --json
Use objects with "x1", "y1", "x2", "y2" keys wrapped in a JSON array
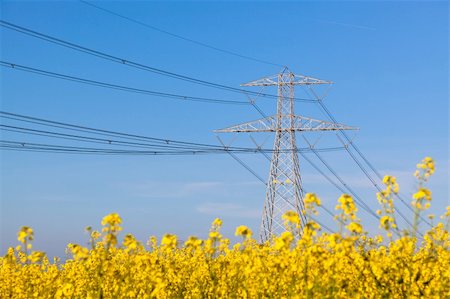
[{"x1": 1, "y1": 157, "x2": 449, "y2": 298}]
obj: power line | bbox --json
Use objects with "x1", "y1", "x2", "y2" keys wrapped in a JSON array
[
  {"x1": 0, "y1": 141, "x2": 239, "y2": 156},
  {"x1": 0, "y1": 124, "x2": 344, "y2": 154},
  {"x1": 299, "y1": 86, "x2": 425, "y2": 230},
  {"x1": 311, "y1": 97, "x2": 433, "y2": 227},
  {"x1": 249, "y1": 136, "x2": 340, "y2": 229},
  {"x1": 0, "y1": 112, "x2": 347, "y2": 154},
  {"x1": 336, "y1": 136, "x2": 415, "y2": 229},
  {"x1": 0, "y1": 111, "x2": 243, "y2": 149},
  {"x1": 79, "y1": 0, "x2": 283, "y2": 68},
  {"x1": 248, "y1": 95, "x2": 412, "y2": 236},
  {"x1": 308, "y1": 89, "x2": 431, "y2": 228},
  {"x1": 220, "y1": 146, "x2": 334, "y2": 234},
  {"x1": 247, "y1": 99, "x2": 381, "y2": 225},
  {"x1": 238, "y1": 101, "x2": 343, "y2": 230},
  {"x1": 0, "y1": 124, "x2": 216, "y2": 151},
  {"x1": 0, "y1": 20, "x2": 316, "y2": 103},
  {"x1": 307, "y1": 146, "x2": 380, "y2": 220},
  {"x1": 0, "y1": 61, "x2": 249, "y2": 106}
]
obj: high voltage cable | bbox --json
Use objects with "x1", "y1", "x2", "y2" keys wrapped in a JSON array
[
  {"x1": 0, "y1": 124, "x2": 217, "y2": 151},
  {"x1": 337, "y1": 136, "x2": 415, "y2": 229},
  {"x1": 221, "y1": 147, "x2": 334, "y2": 233},
  {"x1": 248, "y1": 135, "x2": 338, "y2": 228},
  {"x1": 307, "y1": 89, "x2": 431, "y2": 228},
  {"x1": 0, "y1": 112, "x2": 347, "y2": 154},
  {"x1": 0, "y1": 142, "x2": 239, "y2": 156},
  {"x1": 236, "y1": 100, "x2": 363, "y2": 230},
  {"x1": 0, "y1": 20, "x2": 315, "y2": 103},
  {"x1": 78, "y1": 0, "x2": 283, "y2": 68},
  {"x1": 298, "y1": 86, "x2": 425, "y2": 230},
  {"x1": 0, "y1": 140, "x2": 258, "y2": 155},
  {"x1": 247, "y1": 100, "x2": 384, "y2": 226},
  {"x1": 0, "y1": 125, "x2": 344, "y2": 154},
  {"x1": 249, "y1": 97, "x2": 379, "y2": 224},
  {"x1": 310, "y1": 148, "x2": 411, "y2": 237},
  {"x1": 0, "y1": 111, "x2": 244, "y2": 149},
  {"x1": 0, "y1": 61, "x2": 249, "y2": 106},
  {"x1": 310, "y1": 148, "x2": 380, "y2": 220},
  {"x1": 1, "y1": 122, "x2": 347, "y2": 154},
  {"x1": 0, "y1": 140, "x2": 216, "y2": 154},
  {"x1": 232, "y1": 152, "x2": 333, "y2": 232}
]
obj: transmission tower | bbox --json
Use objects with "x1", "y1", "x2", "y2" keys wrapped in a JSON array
[{"x1": 216, "y1": 68, "x2": 357, "y2": 242}]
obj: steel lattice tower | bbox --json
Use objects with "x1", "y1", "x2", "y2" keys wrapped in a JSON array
[{"x1": 216, "y1": 68, "x2": 356, "y2": 242}]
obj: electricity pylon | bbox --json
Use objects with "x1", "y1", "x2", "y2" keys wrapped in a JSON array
[{"x1": 216, "y1": 68, "x2": 357, "y2": 242}]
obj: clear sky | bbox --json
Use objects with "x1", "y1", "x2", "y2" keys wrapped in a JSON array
[{"x1": 1, "y1": 0, "x2": 448, "y2": 258}]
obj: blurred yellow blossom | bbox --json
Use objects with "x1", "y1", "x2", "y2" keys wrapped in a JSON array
[
  {"x1": 235, "y1": 225, "x2": 253, "y2": 238},
  {"x1": 1, "y1": 158, "x2": 449, "y2": 298}
]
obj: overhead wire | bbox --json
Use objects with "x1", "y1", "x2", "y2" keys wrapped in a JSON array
[
  {"x1": 0, "y1": 143, "x2": 235, "y2": 156},
  {"x1": 0, "y1": 112, "x2": 347, "y2": 155},
  {"x1": 305, "y1": 87, "x2": 430, "y2": 229},
  {"x1": 0, "y1": 61, "x2": 249, "y2": 106},
  {"x1": 335, "y1": 135, "x2": 415, "y2": 229},
  {"x1": 0, "y1": 20, "x2": 316, "y2": 103},
  {"x1": 0, "y1": 111, "x2": 244, "y2": 149},
  {"x1": 0, "y1": 126, "x2": 344, "y2": 154},
  {"x1": 222, "y1": 147, "x2": 335, "y2": 233},
  {"x1": 245, "y1": 94, "x2": 379, "y2": 226},
  {"x1": 249, "y1": 134, "x2": 341, "y2": 228},
  {"x1": 0, "y1": 124, "x2": 217, "y2": 151},
  {"x1": 78, "y1": 0, "x2": 283, "y2": 68}
]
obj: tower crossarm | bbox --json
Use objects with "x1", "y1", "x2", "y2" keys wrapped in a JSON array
[
  {"x1": 215, "y1": 115, "x2": 358, "y2": 133},
  {"x1": 241, "y1": 74, "x2": 333, "y2": 87}
]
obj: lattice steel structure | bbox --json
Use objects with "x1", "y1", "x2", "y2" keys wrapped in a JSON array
[{"x1": 216, "y1": 68, "x2": 357, "y2": 242}]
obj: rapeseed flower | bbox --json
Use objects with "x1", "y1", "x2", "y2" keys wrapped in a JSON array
[{"x1": 1, "y1": 157, "x2": 449, "y2": 298}]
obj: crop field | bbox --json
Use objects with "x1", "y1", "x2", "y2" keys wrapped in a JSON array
[{"x1": 1, "y1": 157, "x2": 449, "y2": 298}]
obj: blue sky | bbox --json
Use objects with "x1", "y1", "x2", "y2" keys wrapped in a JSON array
[{"x1": 1, "y1": 1, "x2": 448, "y2": 258}]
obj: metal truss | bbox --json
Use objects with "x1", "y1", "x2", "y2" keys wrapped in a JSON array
[
  {"x1": 217, "y1": 68, "x2": 356, "y2": 243},
  {"x1": 215, "y1": 115, "x2": 358, "y2": 133},
  {"x1": 242, "y1": 73, "x2": 333, "y2": 87}
]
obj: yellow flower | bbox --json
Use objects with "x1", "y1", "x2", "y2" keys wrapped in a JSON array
[
  {"x1": 17, "y1": 226, "x2": 33, "y2": 243},
  {"x1": 304, "y1": 193, "x2": 320, "y2": 204},
  {"x1": 415, "y1": 157, "x2": 435, "y2": 180},
  {"x1": 347, "y1": 222, "x2": 363, "y2": 234},
  {"x1": 28, "y1": 251, "x2": 46, "y2": 263},
  {"x1": 209, "y1": 231, "x2": 222, "y2": 239},
  {"x1": 184, "y1": 236, "x2": 202, "y2": 248},
  {"x1": 336, "y1": 194, "x2": 357, "y2": 215},
  {"x1": 413, "y1": 188, "x2": 432, "y2": 201},
  {"x1": 303, "y1": 221, "x2": 321, "y2": 238},
  {"x1": 67, "y1": 243, "x2": 89, "y2": 260},
  {"x1": 235, "y1": 225, "x2": 253, "y2": 238},
  {"x1": 212, "y1": 218, "x2": 223, "y2": 227},
  {"x1": 161, "y1": 234, "x2": 177, "y2": 248},
  {"x1": 123, "y1": 234, "x2": 140, "y2": 251},
  {"x1": 2, "y1": 157, "x2": 449, "y2": 298},
  {"x1": 282, "y1": 210, "x2": 300, "y2": 225},
  {"x1": 274, "y1": 231, "x2": 294, "y2": 250},
  {"x1": 379, "y1": 215, "x2": 395, "y2": 231},
  {"x1": 101, "y1": 213, "x2": 122, "y2": 226},
  {"x1": 91, "y1": 230, "x2": 100, "y2": 240}
]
